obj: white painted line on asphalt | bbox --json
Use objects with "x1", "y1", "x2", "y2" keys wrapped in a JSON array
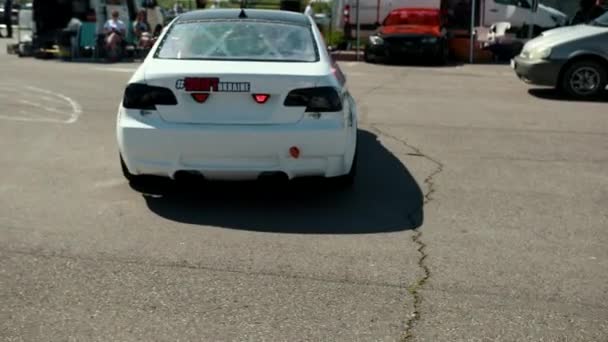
[
  {"x1": 25, "y1": 86, "x2": 83, "y2": 124},
  {"x1": 0, "y1": 85, "x2": 83, "y2": 124}
]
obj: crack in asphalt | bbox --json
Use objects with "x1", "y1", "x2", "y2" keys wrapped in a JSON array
[
  {"x1": 370, "y1": 125, "x2": 444, "y2": 342},
  {"x1": 401, "y1": 230, "x2": 430, "y2": 342}
]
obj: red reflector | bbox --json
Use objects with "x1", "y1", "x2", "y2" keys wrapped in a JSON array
[
  {"x1": 191, "y1": 93, "x2": 209, "y2": 103},
  {"x1": 252, "y1": 94, "x2": 270, "y2": 104},
  {"x1": 289, "y1": 146, "x2": 300, "y2": 159}
]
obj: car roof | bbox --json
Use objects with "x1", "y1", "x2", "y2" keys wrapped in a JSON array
[{"x1": 176, "y1": 9, "x2": 311, "y2": 26}]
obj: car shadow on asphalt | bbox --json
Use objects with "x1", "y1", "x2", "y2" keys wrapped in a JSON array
[
  {"x1": 528, "y1": 88, "x2": 608, "y2": 102},
  {"x1": 131, "y1": 129, "x2": 424, "y2": 234},
  {"x1": 372, "y1": 60, "x2": 465, "y2": 68}
]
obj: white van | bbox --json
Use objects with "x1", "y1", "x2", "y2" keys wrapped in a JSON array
[
  {"x1": 331, "y1": 0, "x2": 567, "y2": 39},
  {"x1": 478, "y1": 0, "x2": 567, "y2": 29}
]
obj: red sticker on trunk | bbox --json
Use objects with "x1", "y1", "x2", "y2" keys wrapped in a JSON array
[
  {"x1": 184, "y1": 77, "x2": 220, "y2": 92},
  {"x1": 176, "y1": 78, "x2": 251, "y2": 93}
]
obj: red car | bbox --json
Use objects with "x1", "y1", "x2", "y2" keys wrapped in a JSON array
[{"x1": 364, "y1": 8, "x2": 449, "y2": 64}]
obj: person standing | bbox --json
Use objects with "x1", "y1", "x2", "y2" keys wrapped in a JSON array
[
  {"x1": 304, "y1": 0, "x2": 314, "y2": 16},
  {"x1": 173, "y1": 1, "x2": 184, "y2": 15},
  {"x1": 104, "y1": 10, "x2": 126, "y2": 60},
  {"x1": 3, "y1": 0, "x2": 13, "y2": 39},
  {"x1": 142, "y1": 0, "x2": 162, "y2": 31},
  {"x1": 133, "y1": 9, "x2": 152, "y2": 49}
]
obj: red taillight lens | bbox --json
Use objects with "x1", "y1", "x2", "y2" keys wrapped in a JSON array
[
  {"x1": 191, "y1": 93, "x2": 209, "y2": 103},
  {"x1": 284, "y1": 87, "x2": 342, "y2": 112},
  {"x1": 289, "y1": 146, "x2": 300, "y2": 159},
  {"x1": 252, "y1": 94, "x2": 270, "y2": 104}
]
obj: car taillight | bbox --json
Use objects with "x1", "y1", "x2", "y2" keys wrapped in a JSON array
[
  {"x1": 344, "y1": 5, "x2": 350, "y2": 24},
  {"x1": 123, "y1": 83, "x2": 178, "y2": 110},
  {"x1": 284, "y1": 87, "x2": 342, "y2": 112},
  {"x1": 191, "y1": 93, "x2": 209, "y2": 103},
  {"x1": 252, "y1": 94, "x2": 270, "y2": 104}
]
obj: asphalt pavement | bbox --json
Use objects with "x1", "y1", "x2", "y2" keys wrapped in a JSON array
[{"x1": 1, "y1": 41, "x2": 607, "y2": 342}]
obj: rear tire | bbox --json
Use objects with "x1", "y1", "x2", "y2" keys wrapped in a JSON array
[
  {"x1": 364, "y1": 50, "x2": 375, "y2": 64},
  {"x1": 561, "y1": 60, "x2": 607, "y2": 100},
  {"x1": 434, "y1": 41, "x2": 449, "y2": 66}
]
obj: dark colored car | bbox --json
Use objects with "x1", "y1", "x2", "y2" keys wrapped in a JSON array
[
  {"x1": 513, "y1": 11, "x2": 608, "y2": 99},
  {"x1": 364, "y1": 8, "x2": 449, "y2": 64}
]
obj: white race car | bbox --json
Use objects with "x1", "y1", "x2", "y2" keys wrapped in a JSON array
[{"x1": 117, "y1": 9, "x2": 358, "y2": 186}]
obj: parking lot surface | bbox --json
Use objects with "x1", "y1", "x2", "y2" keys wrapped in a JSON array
[{"x1": 1, "y1": 43, "x2": 607, "y2": 341}]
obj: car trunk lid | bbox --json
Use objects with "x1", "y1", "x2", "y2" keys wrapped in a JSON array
[{"x1": 144, "y1": 59, "x2": 327, "y2": 125}]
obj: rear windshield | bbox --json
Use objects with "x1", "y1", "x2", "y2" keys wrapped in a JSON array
[
  {"x1": 155, "y1": 20, "x2": 319, "y2": 62},
  {"x1": 384, "y1": 10, "x2": 440, "y2": 26}
]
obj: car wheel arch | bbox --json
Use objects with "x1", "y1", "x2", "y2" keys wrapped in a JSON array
[{"x1": 558, "y1": 53, "x2": 608, "y2": 88}]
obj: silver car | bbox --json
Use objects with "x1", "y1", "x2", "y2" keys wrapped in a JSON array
[{"x1": 512, "y1": 12, "x2": 608, "y2": 99}]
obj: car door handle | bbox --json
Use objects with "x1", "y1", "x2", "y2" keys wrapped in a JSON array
[{"x1": 489, "y1": 8, "x2": 499, "y2": 12}]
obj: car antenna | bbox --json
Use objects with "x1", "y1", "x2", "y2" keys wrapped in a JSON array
[{"x1": 239, "y1": 0, "x2": 247, "y2": 18}]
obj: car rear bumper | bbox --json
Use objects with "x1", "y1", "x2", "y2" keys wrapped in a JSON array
[
  {"x1": 117, "y1": 108, "x2": 357, "y2": 180},
  {"x1": 366, "y1": 41, "x2": 442, "y2": 60},
  {"x1": 512, "y1": 56, "x2": 563, "y2": 87}
]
